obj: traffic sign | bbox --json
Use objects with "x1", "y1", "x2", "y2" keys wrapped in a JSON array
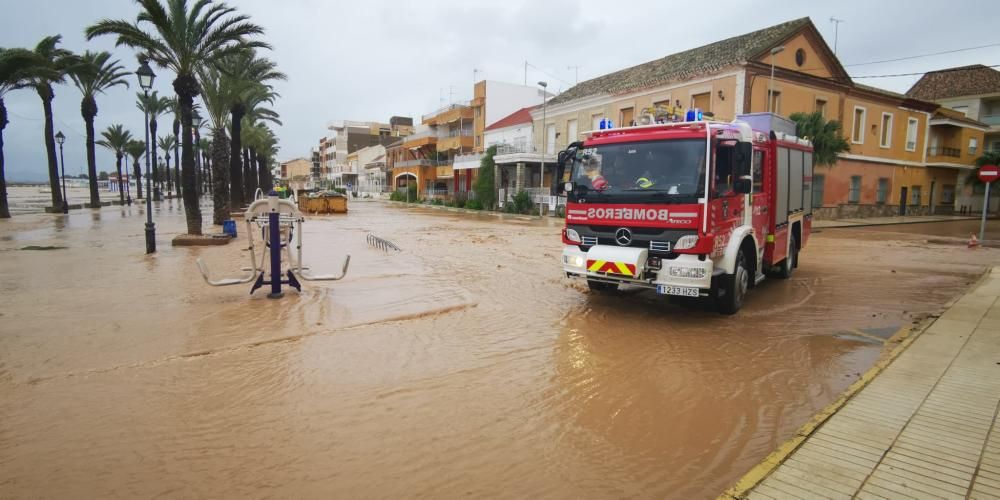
[{"x1": 979, "y1": 164, "x2": 999, "y2": 183}]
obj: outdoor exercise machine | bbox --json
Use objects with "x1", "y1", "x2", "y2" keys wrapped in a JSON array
[{"x1": 196, "y1": 190, "x2": 350, "y2": 298}]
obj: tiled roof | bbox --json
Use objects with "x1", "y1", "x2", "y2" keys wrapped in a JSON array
[
  {"x1": 932, "y1": 107, "x2": 989, "y2": 128},
  {"x1": 485, "y1": 105, "x2": 539, "y2": 131},
  {"x1": 906, "y1": 65, "x2": 1000, "y2": 100},
  {"x1": 547, "y1": 17, "x2": 811, "y2": 106}
]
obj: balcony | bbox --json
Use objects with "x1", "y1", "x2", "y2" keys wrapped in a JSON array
[
  {"x1": 927, "y1": 147, "x2": 961, "y2": 158},
  {"x1": 401, "y1": 129, "x2": 441, "y2": 148},
  {"x1": 436, "y1": 135, "x2": 475, "y2": 152},
  {"x1": 396, "y1": 159, "x2": 446, "y2": 168},
  {"x1": 982, "y1": 114, "x2": 1000, "y2": 126},
  {"x1": 495, "y1": 142, "x2": 536, "y2": 155},
  {"x1": 422, "y1": 102, "x2": 474, "y2": 125}
]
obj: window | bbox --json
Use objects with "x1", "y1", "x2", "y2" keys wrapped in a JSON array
[
  {"x1": 767, "y1": 90, "x2": 781, "y2": 114},
  {"x1": 591, "y1": 113, "x2": 604, "y2": 131},
  {"x1": 852, "y1": 107, "x2": 866, "y2": 144},
  {"x1": 812, "y1": 174, "x2": 825, "y2": 208},
  {"x1": 970, "y1": 137, "x2": 979, "y2": 156},
  {"x1": 752, "y1": 150, "x2": 764, "y2": 192},
  {"x1": 546, "y1": 124, "x2": 556, "y2": 155},
  {"x1": 905, "y1": 118, "x2": 918, "y2": 152},
  {"x1": 815, "y1": 99, "x2": 827, "y2": 117},
  {"x1": 474, "y1": 107, "x2": 481, "y2": 118},
  {"x1": 567, "y1": 119, "x2": 578, "y2": 143},
  {"x1": 691, "y1": 92, "x2": 711, "y2": 111},
  {"x1": 992, "y1": 140, "x2": 1000, "y2": 152},
  {"x1": 849, "y1": 175, "x2": 861, "y2": 203},
  {"x1": 910, "y1": 186, "x2": 922, "y2": 206},
  {"x1": 475, "y1": 135, "x2": 481, "y2": 147},
  {"x1": 876, "y1": 178, "x2": 889, "y2": 204},
  {"x1": 795, "y1": 48, "x2": 806, "y2": 67},
  {"x1": 619, "y1": 107, "x2": 634, "y2": 127},
  {"x1": 880, "y1": 112, "x2": 893, "y2": 148},
  {"x1": 942, "y1": 185, "x2": 955, "y2": 204}
]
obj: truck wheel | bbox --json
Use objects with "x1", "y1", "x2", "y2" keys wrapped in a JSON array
[
  {"x1": 587, "y1": 279, "x2": 618, "y2": 293},
  {"x1": 717, "y1": 249, "x2": 748, "y2": 315},
  {"x1": 775, "y1": 235, "x2": 798, "y2": 279}
]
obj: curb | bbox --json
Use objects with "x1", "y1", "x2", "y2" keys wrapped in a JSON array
[
  {"x1": 717, "y1": 268, "x2": 992, "y2": 499},
  {"x1": 381, "y1": 199, "x2": 553, "y2": 220},
  {"x1": 814, "y1": 216, "x2": 980, "y2": 229}
]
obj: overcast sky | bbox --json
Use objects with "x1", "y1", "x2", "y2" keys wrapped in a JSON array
[{"x1": 2, "y1": 0, "x2": 997, "y2": 181}]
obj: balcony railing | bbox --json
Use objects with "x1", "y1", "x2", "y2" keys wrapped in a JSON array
[
  {"x1": 396, "y1": 159, "x2": 447, "y2": 168},
  {"x1": 982, "y1": 114, "x2": 1000, "y2": 126},
  {"x1": 402, "y1": 129, "x2": 444, "y2": 143},
  {"x1": 422, "y1": 101, "x2": 472, "y2": 122},
  {"x1": 495, "y1": 142, "x2": 537, "y2": 155},
  {"x1": 927, "y1": 147, "x2": 961, "y2": 158}
]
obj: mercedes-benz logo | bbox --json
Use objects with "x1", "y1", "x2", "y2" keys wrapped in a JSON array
[{"x1": 615, "y1": 227, "x2": 632, "y2": 246}]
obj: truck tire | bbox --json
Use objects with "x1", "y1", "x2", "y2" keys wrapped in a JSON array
[
  {"x1": 716, "y1": 249, "x2": 748, "y2": 315},
  {"x1": 775, "y1": 235, "x2": 798, "y2": 279},
  {"x1": 587, "y1": 279, "x2": 618, "y2": 293}
]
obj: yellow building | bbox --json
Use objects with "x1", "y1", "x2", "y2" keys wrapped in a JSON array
[{"x1": 531, "y1": 17, "x2": 983, "y2": 218}]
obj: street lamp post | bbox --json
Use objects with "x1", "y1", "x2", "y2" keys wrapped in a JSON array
[
  {"x1": 137, "y1": 58, "x2": 157, "y2": 254},
  {"x1": 768, "y1": 46, "x2": 785, "y2": 113},
  {"x1": 55, "y1": 131, "x2": 68, "y2": 214},
  {"x1": 538, "y1": 81, "x2": 548, "y2": 216}
]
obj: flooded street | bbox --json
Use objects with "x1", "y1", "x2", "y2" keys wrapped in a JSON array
[{"x1": 1, "y1": 200, "x2": 997, "y2": 498}]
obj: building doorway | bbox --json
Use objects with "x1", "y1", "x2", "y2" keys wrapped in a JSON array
[{"x1": 899, "y1": 186, "x2": 908, "y2": 216}]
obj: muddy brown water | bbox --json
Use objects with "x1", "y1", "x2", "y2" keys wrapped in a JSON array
[{"x1": 1, "y1": 201, "x2": 997, "y2": 498}]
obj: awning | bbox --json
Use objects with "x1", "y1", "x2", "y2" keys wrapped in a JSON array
[{"x1": 453, "y1": 158, "x2": 482, "y2": 170}]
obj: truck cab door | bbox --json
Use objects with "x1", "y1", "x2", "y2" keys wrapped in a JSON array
[{"x1": 750, "y1": 150, "x2": 769, "y2": 255}]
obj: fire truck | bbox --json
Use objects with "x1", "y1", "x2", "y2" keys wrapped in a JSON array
[{"x1": 554, "y1": 112, "x2": 814, "y2": 314}]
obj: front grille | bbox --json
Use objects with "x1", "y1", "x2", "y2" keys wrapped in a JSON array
[
  {"x1": 649, "y1": 241, "x2": 671, "y2": 252},
  {"x1": 581, "y1": 236, "x2": 598, "y2": 246}
]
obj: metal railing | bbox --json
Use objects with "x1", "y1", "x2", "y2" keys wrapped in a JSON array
[
  {"x1": 495, "y1": 142, "x2": 537, "y2": 155},
  {"x1": 422, "y1": 102, "x2": 472, "y2": 122},
  {"x1": 981, "y1": 114, "x2": 1000, "y2": 126},
  {"x1": 423, "y1": 188, "x2": 450, "y2": 198},
  {"x1": 396, "y1": 159, "x2": 447, "y2": 168},
  {"x1": 927, "y1": 147, "x2": 961, "y2": 158},
  {"x1": 402, "y1": 129, "x2": 443, "y2": 142}
]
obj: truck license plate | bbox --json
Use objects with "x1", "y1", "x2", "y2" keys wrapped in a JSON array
[{"x1": 657, "y1": 285, "x2": 700, "y2": 297}]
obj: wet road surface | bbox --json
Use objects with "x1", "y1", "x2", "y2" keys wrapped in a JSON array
[{"x1": 1, "y1": 200, "x2": 998, "y2": 498}]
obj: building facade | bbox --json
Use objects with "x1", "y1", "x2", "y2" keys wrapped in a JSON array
[
  {"x1": 320, "y1": 117, "x2": 413, "y2": 187},
  {"x1": 528, "y1": 17, "x2": 980, "y2": 218}
]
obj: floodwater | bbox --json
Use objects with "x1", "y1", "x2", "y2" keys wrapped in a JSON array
[{"x1": 0, "y1": 201, "x2": 997, "y2": 498}]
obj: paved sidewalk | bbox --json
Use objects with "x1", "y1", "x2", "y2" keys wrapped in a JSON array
[
  {"x1": 725, "y1": 268, "x2": 1000, "y2": 499},
  {"x1": 813, "y1": 214, "x2": 978, "y2": 228}
]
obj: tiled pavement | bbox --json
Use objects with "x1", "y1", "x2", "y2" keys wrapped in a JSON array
[{"x1": 737, "y1": 268, "x2": 1000, "y2": 499}]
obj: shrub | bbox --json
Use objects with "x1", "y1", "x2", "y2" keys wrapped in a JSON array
[
  {"x1": 466, "y1": 198, "x2": 483, "y2": 210},
  {"x1": 333, "y1": 187, "x2": 347, "y2": 194},
  {"x1": 512, "y1": 190, "x2": 533, "y2": 214},
  {"x1": 473, "y1": 146, "x2": 497, "y2": 209}
]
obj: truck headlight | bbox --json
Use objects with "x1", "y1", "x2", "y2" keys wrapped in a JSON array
[
  {"x1": 563, "y1": 255, "x2": 586, "y2": 268},
  {"x1": 669, "y1": 266, "x2": 706, "y2": 279},
  {"x1": 563, "y1": 228, "x2": 582, "y2": 244},
  {"x1": 674, "y1": 235, "x2": 699, "y2": 250}
]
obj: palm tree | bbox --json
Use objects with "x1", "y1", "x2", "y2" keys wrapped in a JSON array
[
  {"x1": 157, "y1": 134, "x2": 176, "y2": 195},
  {"x1": 136, "y1": 90, "x2": 170, "y2": 200},
  {"x1": 789, "y1": 112, "x2": 850, "y2": 166},
  {"x1": 216, "y1": 51, "x2": 284, "y2": 208},
  {"x1": 0, "y1": 48, "x2": 48, "y2": 218},
  {"x1": 27, "y1": 35, "x2": 76, "y2": 208},
  {"x1": 87, "y1": 0, "x2": 270, "y2": 236},
  {"x1": 97, "y1": 124, "x2": 132, "y2": 205},
  {"x1": 198, "y1": 64, "x2": 232, "y2": 225},
  {"x1": 68, "y1": 51, "x2": 130, "y2": 208},
  {"x1": 125, "y1": 139, "x2": 146, "y2": 199},
  {"x1": 198, "y1": 136, "x2": 213, "y2": 196}
]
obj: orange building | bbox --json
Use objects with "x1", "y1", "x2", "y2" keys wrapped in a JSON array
[{"x1": 533, "y1": 17, "x2": 984, "y2": 218}]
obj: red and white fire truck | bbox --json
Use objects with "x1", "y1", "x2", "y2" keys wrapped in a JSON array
[{"x1": 554, "y1": 112, "x2": 814, "y2": 314}]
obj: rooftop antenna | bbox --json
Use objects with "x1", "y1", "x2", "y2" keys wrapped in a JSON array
[
  {"x1": 829, "y1": 17, "x2": 845, "y2": 55},
  {"x1": 524, "y1": 60, "x2": 528, "y2": 86},
  {"x1": 448, "y1": 85, "x2": 455, "y2": 105},
  {"x1": 473, "y1": 68, "x2": 480, "y2": 86},
  {"x1": 567, "y1": 65, "x2": 582, "y2": 85}
]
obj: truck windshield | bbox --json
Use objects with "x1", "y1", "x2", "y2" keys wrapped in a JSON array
[{"x1": 571, "y1": 139, "x2": 706, "y2": 196}]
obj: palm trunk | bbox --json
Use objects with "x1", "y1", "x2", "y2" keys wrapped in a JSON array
[
  {"x1": 115, "y1": 153, "x2": 125, "y2": 205},
  {"x1": 82, "y1": 98, "x2": 100, "y2": 207},
  {"x1": 163, "y1": 151, "x2": 170, "y2": 197},
  {"x1": 205, "y1": 152, "x2": 213, "y2": 196},
  {"x1": 150, "y1": 118, "x2": 160, "y2": 200},
  {"x1": 194, "y1": 129, "x2": 202, "y2": 197},
  {"x1": 133, "y1": 157, "x2": 143, "y2": 199},
  {"x1": 229, "y1": 107, "x2": 245, "y2": 208},
  {"x1": 245, "y1": 146, "x2": 257, "y2": 201},
  {"x1": 173, "y1": 118, "x2": 182, "y2": 199},
  {"x1": 0, "y1": 99, "x2": 9, "y2": 218},
  {"x1": 176, "y1": 80, "x2": 201, "y2": 235},
  {"x1": 211, "y1": 128, "x2": 230, "y2": 225},
  {"x1": 38, "y1": 84, "x2": 62, "y2": 208}
]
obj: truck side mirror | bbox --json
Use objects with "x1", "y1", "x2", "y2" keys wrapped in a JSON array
[
  {"x1": 735, "y1": 142, "x2": 753, "y2": 177},
  {"x1": 554, "y1": 147, "x2": 577, "y2": 195}
]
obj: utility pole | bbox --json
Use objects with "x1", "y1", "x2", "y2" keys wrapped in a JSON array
[
  {"x1": 567, "y1": 65, "x2": 581, "y2": 85},
  {"x1": 829, "y1": 17, "x2": 845, "y2": 55},
  {"x1": 524, "y1": 60, "x2": 528, "y2": 86}
]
